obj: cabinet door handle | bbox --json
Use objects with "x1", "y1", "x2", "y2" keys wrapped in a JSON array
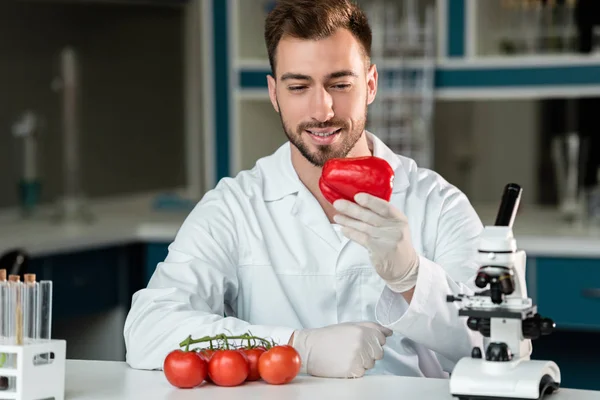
[{"x1": 581, "y1": 289, "x2": 600, "y2": 299}]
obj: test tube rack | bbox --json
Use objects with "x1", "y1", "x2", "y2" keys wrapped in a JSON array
[{"x1": 0, "y1": 339, "x2": 66, "y2": 400}]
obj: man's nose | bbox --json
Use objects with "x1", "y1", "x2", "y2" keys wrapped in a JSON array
[{"x1": 309, "y1": 87, "x2": 334, "y2": 122}]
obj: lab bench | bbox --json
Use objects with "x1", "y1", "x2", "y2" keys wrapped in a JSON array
[{"x1": 1, "y1": 192, "x2": 600, "y2": 390}]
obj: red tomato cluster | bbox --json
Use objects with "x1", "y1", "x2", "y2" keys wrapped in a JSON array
[{"x1": 163, "y1": 345, "x2": 301, "y2": 389}]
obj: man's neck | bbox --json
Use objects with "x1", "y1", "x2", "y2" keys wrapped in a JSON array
[{"x1": 291, "y1": 132, "x2": 372, "y2": 221}]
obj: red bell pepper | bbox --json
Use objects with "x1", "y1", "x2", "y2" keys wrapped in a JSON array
[{"x1": 319, "y1": 156, "x2": 394, "y2": 204}]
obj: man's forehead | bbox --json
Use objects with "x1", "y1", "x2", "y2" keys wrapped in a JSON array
[{"x1": 275, "y1": 33, "x2": 366, "y2": 79}]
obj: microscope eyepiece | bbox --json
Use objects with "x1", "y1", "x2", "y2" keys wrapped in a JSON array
[{"x1": 494, "y1": 183, "x2": 523, "y2": 228}]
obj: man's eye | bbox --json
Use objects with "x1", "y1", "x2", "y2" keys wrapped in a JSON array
[
  {"x1": 332, "y1": 84, "x2": 351, "y2": 90},
  {"x1": 289, "y1": 86, "x2": 307, "y2": 92}
]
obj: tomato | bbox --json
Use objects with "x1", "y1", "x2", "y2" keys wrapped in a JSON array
[
  {"x1": 163, "y1": 349, "x2": 207, "y2": 388},
  {"x1": 242, "y1": 347, "x2": 266, "y2": 381},
  {"x1": 208, "y1": 349, "x2": 249, "y2": 387},
  {"x1": 198, "y1": 348, "x2": 217, "y2": 362},
  {"x1": 258, "y1": 345, "x2": 301, "y2": 385},
  {"x1": 197, "y1": 349, "x2": 218, "y2": 383}
]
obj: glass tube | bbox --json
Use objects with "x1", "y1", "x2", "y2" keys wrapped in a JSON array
[
  {"x1": 7, "y1": 275, "x2": 21, "y2": 346},
  {"x1": 37, "y1": 281, "x2": 52, "y2": 364},
  {"x1": 23, "y1": 274, "x2": 38, "y2": 343},
  {"x1": 0, "y1": 270, "x2": 7, "y2": 391},
  {"x1": 0, "y1": 269, "x2": 7, "y2": 343},
  {"x1": 5, "y1": 275, "x2": 21, "y2": 391}
]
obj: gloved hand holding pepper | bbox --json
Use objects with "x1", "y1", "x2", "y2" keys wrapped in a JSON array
[{"x1": 332, "y1": 193, "x2": 420, "y2": 294}]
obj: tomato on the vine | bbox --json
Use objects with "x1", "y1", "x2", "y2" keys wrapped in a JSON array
[
  {"x1": 208, "y1": 349, "x2": 249, "y2": 387},
  {"x1": 197, "y1": 349, "x2": 219, "y2": 383},
  {"x1": 163, "y1": 349, "x2": 207, "y2": 388},
  {"x1": 198, "y1": 348, "x2": 217, "y2": 362},
  {"x1": 258, "y1": 345, "x2": 301, "y2": 385},
  {"x1": 241, "y1": 347, "x2": 266, "y2": 381}
]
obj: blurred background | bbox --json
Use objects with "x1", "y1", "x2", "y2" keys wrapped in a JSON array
[{"x1": 0, "y1": 0, "x2": 599, "y2": 391}]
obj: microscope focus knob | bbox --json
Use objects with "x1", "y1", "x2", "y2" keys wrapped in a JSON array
[
  {"x1": 540, "y1": 317, "x2": 555, "y2": 335},
  {"x1": 523, "y1": 314, "x2": 556, "y2": 339},
  {"x1": 467, "y1": 317, "x2": 479, "y2": 331},
  {"x1": 475, "y1": 272, "x2": 489, "y2": 288},
  {"x1": 466, "y1": 317, "x2": 491, "y2": 337},
  {"x1": 486, "y1": 342, "x2": 512, "y2": 362},
  {"x1": 471, "y1": 347, "x2": 482, "y2": 359}
]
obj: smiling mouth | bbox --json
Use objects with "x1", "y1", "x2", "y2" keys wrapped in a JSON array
[{"x1": 306, "y1": 128, "x2": 342, "y2": 137}]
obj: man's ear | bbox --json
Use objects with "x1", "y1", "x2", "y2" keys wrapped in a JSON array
[
  {"x1": 267, "y1": 74, "x2": 279, "y2": 113},
  {"x1": 366, "y1": 63, "x2": 378, "y2": 105}
]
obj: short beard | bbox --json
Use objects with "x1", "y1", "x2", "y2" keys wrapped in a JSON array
[{"x1": 277, "y1": 99, "x2": 368, "y2": 167}]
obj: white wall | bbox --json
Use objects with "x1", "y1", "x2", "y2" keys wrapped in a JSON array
[{"x1": 433, "y1": 100, "x2": 540, "y2": 205}]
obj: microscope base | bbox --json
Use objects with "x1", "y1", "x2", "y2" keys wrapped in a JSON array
[{"x1": 449, "y1": 357, "x2": 561, "y2": 400}]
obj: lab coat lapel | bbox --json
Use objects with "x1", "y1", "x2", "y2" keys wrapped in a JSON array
[
  {"x1": 260, "y1": 143, "x2": 342, "y2": 251},
  {"x1": 292, "y1": 187, "x2": 342, "y2": 252}
]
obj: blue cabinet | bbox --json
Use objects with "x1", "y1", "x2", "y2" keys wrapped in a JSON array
[
  {"x1": 29, "y1": 247, "x2": 129, "y2": 320},
  {"x1": 144, "y1": 242, "x2": 170, "y2": 285},
  {"x1": 535, "y1": 257, "x2": 600, "y2": 331},
  {"x1": 530, "y1": 257, "x2": 600, "y2": 391}
]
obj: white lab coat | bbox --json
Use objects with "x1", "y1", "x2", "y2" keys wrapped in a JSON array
[{"x1": 124, "y1": 132, "x2": 484, "y2": 377}]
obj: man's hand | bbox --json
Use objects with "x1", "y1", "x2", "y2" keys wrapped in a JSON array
[
  {"x1": 291, "y1": 322, "x2": 392, "y2": 378},
  {"x1": 333, "y1": 193, "x2": 420, "y2": 294}
]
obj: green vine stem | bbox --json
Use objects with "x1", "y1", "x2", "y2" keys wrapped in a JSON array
[
  {"x1": 178, "y1": 332, "x2": 273, "y2": 350},
  {"x1": 181, "y1": 335, "x2": 192, "y2": 352}
]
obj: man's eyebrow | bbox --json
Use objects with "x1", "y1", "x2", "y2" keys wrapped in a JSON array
[
  {"x1": 280, "y1": 73, "x2": 311, "y2": 81},
  {"x1": 327, "y1": 70, "x2": 358, "y2": 79},
  {"x1": 279, "y1": 70, "x2": 359, "y2": 81}
]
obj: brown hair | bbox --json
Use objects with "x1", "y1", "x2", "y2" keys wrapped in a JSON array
[{"x1": 264, "y1": 0, "x2": 372, "y2": 76}]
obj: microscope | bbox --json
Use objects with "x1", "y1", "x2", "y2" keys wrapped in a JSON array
[{"x1": 447, "y1": 183, "x2": 561, "y2": 400}]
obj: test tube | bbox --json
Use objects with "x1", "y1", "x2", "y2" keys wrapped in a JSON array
[
  {"x1": 37, "y1": 280, "x2": 52, "y2": 364},
  {"x1": 0, "y1": 270, "x2": 8, "y2": 390},
  {"x1": 23, "y1": 274, "x2": 39, "y2": 343},
  {"x1": 7, "y1": 275, "x2": 22, "y2": 346},
  {"x1": 0, "y1": 269, "x2": 7, "y2": 343},
  {"x1": 5, "y1": 275, "x2": 21, "y2": 391}
]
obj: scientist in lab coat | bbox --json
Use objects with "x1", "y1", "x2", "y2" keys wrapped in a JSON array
[{"x1": 124, "y1": 0, "x2": 485, "y2": 378}]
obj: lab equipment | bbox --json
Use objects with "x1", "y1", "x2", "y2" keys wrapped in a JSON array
[
  {"x1": 11, "y1": 111, "x2": 42, "y2": 218},
  {"x1": 551, "y1": 131, "x2": 586, "y2": 222},
  {"x1": 446, "y1": 183, "x2": 561, "y2": 400},
  {"x1": 364, "y1": 0, "x2": 436, "y2": 169},
  {"x1": 52, "y1": 46, "x2": 93, "y2": 224},
  {"x1": 22, "y1": 274, "x2": 38, "y2": 342},
  {"x1": 497, "y1": 0, "x2": 577, "y2": 55},
  {"x1": 0, "y1": 249, "x2": 29, "y2": 277},
  {"x1": 587, "y1": 168, "x2": 600, "y2": 225},
  {"x1": 0, "y1": 271, "x2": 65, "y2": 400},
  {"x1": 38, "y1": 280, "x2": 53, "y2": 364}
]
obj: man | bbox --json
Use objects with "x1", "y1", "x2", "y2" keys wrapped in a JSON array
[{"x1": 124, "y1": 0, "x2": 485, "y2": 378}]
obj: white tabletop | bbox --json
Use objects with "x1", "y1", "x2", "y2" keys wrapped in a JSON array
[{"x1": 64, "y1": 360, "x2": 600, "y2": 400}]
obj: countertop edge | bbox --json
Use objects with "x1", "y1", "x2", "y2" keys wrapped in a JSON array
[{"x1": 2, "y1": 193, "x2": 600, "y2": 258}]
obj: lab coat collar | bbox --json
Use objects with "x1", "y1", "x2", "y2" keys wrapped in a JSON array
[
  {"x1": 260, "y1": 131, "x2": 410, "y2": 201},
  {"x1": 368, "y1": 131, "x2": 410, "y2": 194}
]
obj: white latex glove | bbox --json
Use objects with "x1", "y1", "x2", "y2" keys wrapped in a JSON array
[
  {"x1": 291, "y1": 322, "x2": 393, "y2": 378},
  {"x1": 333, "y1": 193, "x2": 419, "y2": 293}
]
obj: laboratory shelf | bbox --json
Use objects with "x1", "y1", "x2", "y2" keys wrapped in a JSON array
[{"x1": 236, "y1": 56, "x2": 600, "y2": 100}]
